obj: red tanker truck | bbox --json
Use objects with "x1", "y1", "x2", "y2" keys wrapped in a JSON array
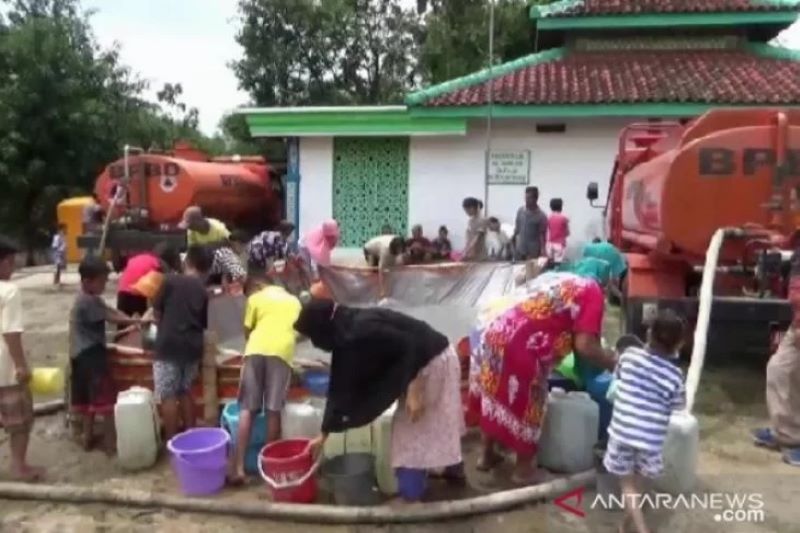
[
  {"x1": 587, "y1": 109, "x2": 800, "y2": 358},
  {"x1": 78, "y1": 142, "x2": 283, "y2": 270}
]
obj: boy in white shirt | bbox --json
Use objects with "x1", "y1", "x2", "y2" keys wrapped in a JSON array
[
  {"x1": 486, "y1": 217, "x2": 511, "y2": 260},
  {"x1": 0, "y1": 235, "x2": 43, "y2": 481}
]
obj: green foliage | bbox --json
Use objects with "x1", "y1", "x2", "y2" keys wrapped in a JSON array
[
  {"x1": 419, "y1": 0, "x2": 536, "y2": 84},
  {"x1": 232, "y1": 0, "x2": 558, "y2": 103},
  {"x1": 232, "y1": 0, "x2": 420, "y2": 106}
]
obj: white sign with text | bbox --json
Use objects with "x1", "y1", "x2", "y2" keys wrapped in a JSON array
[{"x1": 487, "y1": 150, "x2": 531, "y2": 185}]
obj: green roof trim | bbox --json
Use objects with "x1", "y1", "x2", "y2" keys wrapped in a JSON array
[
  {"x1": 532, "y1": 11, "x2": 798, "y2": 30},
  {"x1": 746, "y1": 41, "x2": 800, "y2": 61},
  {"x1": 407, "y1": 103, "x2": 800, "y2": 119},
  {"x1": 240, "y1": 107, "x2": 467, "y2": 137},
  {"x1": 405, "y1": 48, "x2": 566, "y2": 107}
]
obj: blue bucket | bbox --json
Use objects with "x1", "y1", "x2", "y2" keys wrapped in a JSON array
[
  {"x1": 220, "y1": 402, "x2": 267, "y2": 474},
  {"x1": 396, "y1": 467, "x2": 427, "y2": 502},
  {"x1": 585, "y1": 371, "x2": 614, "y2": 442},
  {"x1": 302, "y1": 370, "x2": 330, "y2": 397}
]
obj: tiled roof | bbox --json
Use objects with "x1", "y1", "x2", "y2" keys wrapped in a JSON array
[
  {"x1": 535, "y1": 0, "x2": 800, "y2": 18},
  {"x1": 414, "y1": 48, "x2": 800, "y2": 107}
]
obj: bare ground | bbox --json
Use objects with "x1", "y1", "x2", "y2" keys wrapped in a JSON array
[{"x1": 0, "y1": 268, "x2": 798, "y2": 532}]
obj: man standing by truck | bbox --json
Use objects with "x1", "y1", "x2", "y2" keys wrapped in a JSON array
[
  {"x1": 513, "y1": 187, "x2": 548, "y2": 261},
  {"x1": 179, "y1": 206, "x2": 230, "y2": 247}
]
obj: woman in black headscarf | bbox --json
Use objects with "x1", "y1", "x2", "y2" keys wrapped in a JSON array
[{"x1": 294, "y1": 299, "x2": 465, "y2": 501}]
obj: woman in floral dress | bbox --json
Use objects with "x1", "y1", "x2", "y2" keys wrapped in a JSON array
[{"x1": 469, "y1": 271, "x2": 617, "y2": 483}]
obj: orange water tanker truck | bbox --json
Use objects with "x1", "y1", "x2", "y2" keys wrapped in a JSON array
[
  {"x1": 77, "y1": 142, "x2": 283, "y2": 270},
  {"x1": 586, "y1": 109, "x2": 800, "y2": 359}
]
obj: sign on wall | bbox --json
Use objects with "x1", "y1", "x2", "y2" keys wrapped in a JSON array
[{"x1": 486, "y1": 150, "x2": 531, "y2": 185}]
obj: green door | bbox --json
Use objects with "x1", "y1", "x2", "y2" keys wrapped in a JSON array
[{"x1": 332, "y1": 137, "x2": 409, "y2": 247}]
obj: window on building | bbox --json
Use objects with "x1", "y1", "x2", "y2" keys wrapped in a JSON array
[{"x1": 535, "y1": 123, "x2": 566, "y2": 134}]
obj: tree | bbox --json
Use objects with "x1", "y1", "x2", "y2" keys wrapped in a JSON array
[
  {"x1": 0, "y1": 0, "x2": 141, "y2": 250},
  {"x1": 418, "y1": 0, "x2": 539, "y2": 84},
  {"x1": 232, "y1": 0, "x2": 420, "y2": 106},
  {"x1": 0, "y1": 0, "x2": 216, "y2": 255}
]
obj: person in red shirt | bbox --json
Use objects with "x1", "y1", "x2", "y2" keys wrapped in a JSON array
[
  {"x1": 546, "y1": 198, "x2": 570, "y2": 265},
  {"x1": 116, "y1": 244, "x2": 181, "y2": 318},
  {"x1": 405, "y1": 224, "x2": 432, "y2": 264}
]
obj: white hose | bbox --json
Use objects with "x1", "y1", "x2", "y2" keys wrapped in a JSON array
[{"x1": 685, "y1": 228, "x2": 731, "y2": 413}]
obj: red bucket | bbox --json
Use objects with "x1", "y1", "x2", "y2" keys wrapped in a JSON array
[{"x1": 258, "y1": 439, "x2": 319, "y2": 503}]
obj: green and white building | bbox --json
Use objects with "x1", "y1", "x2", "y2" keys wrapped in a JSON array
[{"x1": 239, "y1": 0, "x2": 800, "y2": 252}]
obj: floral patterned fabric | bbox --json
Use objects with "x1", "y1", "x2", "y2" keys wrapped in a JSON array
[
  {"x1": 469, "y1": 272, "x2": 605, "y2": 455},
  {"x1": 247, "y1": 231, "x2": 289, "y2": 270}
]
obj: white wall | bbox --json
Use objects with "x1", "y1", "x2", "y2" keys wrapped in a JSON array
[
  {"x1": 295, "y1": 118, "x2": 629, "y2": 256},
  {"x1": 409, "y1": 118, "x2": 629, "y2": 252},
  {"x1": 298, "y1": 137, "x2": 333, "y2": 239}
]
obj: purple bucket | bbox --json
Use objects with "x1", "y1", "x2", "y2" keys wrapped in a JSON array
[{"x1": 167, "y1": 428, "x2": 230, "y2": 496}]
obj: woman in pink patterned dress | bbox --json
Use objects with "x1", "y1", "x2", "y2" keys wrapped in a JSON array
[{"x1": 469, "y1": 271, "x2": 616, "y2": 483}]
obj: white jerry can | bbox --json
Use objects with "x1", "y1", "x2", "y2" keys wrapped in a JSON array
[
  {"x1": 115, "y1": 387, "x2": 160, "y2": 471},
  {"x1": 654, "y1": 411, "x2": 699, "y2": 494},
  {"x1": 372, "y1": 402, "x2": 398, "y2": 495},
  {"x1": 281, "y1": 397, "x2": 325, "y2": 440},
  {"x1": 539, "y1": 389, "x2": 600, "y2": 473}
]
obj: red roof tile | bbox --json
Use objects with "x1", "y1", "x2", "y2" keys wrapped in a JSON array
[
  {"x1": 539, "y1": 0, "x2": 800, "y2": 17},
  {"x1": 421, "y1": 50, "x2": 800, "y2": 107}
]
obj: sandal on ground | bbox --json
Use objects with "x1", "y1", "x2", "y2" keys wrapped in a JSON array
[
  {"x1": 752, "y1": 428, "x2": 780, "y2": 450},
  {"x1": 782, "y1": 447, "x2": 800, "y2": 467}
]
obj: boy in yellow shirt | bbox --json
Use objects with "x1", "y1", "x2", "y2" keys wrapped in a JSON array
[{"x1": 230, "y1": 270, "x2": 302, "y2": 484}]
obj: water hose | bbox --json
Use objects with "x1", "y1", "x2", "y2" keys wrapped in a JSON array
[
  {"x1": 685, "y1": 227, "x2": 738, "y2": 413},
  {"x1": 0, "y1": 469, "x2": 594, "y2": 524}
]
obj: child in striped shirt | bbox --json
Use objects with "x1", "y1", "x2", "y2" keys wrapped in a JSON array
[{"x1": 604, "y1": 309, "x2": 686, "y2": 533}]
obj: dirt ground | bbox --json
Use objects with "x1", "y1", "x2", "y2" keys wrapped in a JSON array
[{"x1": 0, "y1": 267, "x2": 799, "y2": 532}]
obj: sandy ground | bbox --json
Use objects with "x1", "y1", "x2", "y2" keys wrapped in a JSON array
[{"x1": 0, "y1": 267, "x2": 798, "y2": 532}]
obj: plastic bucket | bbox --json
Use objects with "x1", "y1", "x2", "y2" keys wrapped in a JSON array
[
  {"x1": 302, "y1": 370, "x2": 329, "y2": 397},
  {"x1": 323, "y1": 453, "x2": 381, "y2": 506},
  {"x1": 167, "y1": 428, "x2": 230, "y2": 496},
  {"x1": 220, "y1": 402, "x2": 267, "y2": 474},
  {"x1": 396, "y1": 467, "x2": 427, "y2": 502},
  {"x1": 259, "y1": 439, "x2": 319, "y2": 503}
]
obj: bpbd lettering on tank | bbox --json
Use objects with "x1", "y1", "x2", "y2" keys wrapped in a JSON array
[
  {"x1": 109, "y1": 161, "x2": 180, "y2": 179},
  {"x1": 699, "y1": 148, "x2": 800, "y2": 177},
  {"x1": 110, "y1": 161, "x2": 249, "y2": 189}
]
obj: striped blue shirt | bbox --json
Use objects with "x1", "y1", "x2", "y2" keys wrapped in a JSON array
[{"x1": 608, "y1": 347, "x2": 686, "y2": 452}]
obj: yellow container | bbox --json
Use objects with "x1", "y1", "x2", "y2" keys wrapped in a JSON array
[
  {"x1": 56, "y1": 196, "x2": 95, "y2": 263},
  {"x1": 29, "y1": 367, "x2": 64, "y2": 396}
]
